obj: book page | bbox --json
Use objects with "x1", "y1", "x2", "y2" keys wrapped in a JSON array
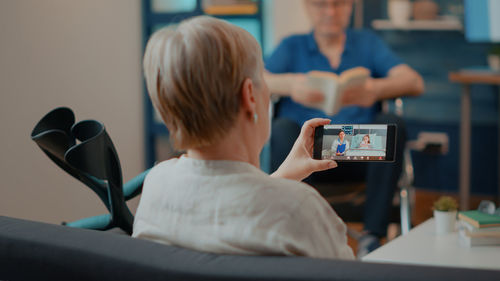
[
  {"x1": 306, "y1": 71, "x2": 340, "y2": 115},
  {"x1": 339, "y1": 67, "x2": 370, "y2": 89},
  {"x1": 306, "y1": 67, "x2": 370, "y2": 116}
]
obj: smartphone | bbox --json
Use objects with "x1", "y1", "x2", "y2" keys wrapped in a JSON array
[{"x1": 313, "y1": 124, "x2": 397, "y2": 162}]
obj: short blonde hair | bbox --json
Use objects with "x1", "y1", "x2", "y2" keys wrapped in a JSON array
[{"x1": 143, "y1": 16, "x2": 263, "y2": 149}]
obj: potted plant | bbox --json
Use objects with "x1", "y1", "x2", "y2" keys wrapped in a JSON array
[
  {"x1": 433, "y1": 196, "x2": 458, "y2": 234},
  {"x1": 488, "y1": 45, "x2": 500, "y2": 71}
]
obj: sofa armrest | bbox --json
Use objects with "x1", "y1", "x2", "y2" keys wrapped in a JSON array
[{"x1": 1, "y1": 216, "x2": 499, "y2": 281}]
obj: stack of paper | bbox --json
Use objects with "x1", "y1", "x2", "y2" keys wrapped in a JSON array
[{"x1": 458, "y1": 210, "x2": 500, "y2": 247}]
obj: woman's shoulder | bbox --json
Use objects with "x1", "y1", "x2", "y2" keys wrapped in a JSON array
[
  {"x1": 144, "y1": 158, "x2": 180, "y2": 180},
  {"x1": 249, "y1": 173, "x2": 323, "y2": 201},
  {"x1": 151, "y1": 157, "x2": 179, "y2": 169},
  {"x1": 146, "y1": 158, "x2": 321, "y2": 200}
]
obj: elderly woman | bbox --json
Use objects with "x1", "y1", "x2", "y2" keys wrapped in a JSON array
[{"x1": 132, "y1": 16, "x2": 354, "y2": 260}]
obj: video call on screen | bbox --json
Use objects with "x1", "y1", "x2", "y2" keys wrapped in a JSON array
[{"x1": 322, "y1": 124, "x2": 388, "y2": 161}]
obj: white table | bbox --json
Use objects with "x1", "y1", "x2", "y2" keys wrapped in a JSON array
[{"x1": 362, "y1": 218, "x2": 500, "y2": 270}]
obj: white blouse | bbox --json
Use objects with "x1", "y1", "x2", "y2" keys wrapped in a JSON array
[{"x1": 132, "y1": 156, "x2": 354, "y2": 260}]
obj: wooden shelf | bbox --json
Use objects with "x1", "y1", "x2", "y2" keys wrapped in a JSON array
[
  {"x1": 372, "y1": 18, "x2": 463, "y2": 31},
  {"x1": 203, "y1": 4, "x2": 258, "y2": 15}
]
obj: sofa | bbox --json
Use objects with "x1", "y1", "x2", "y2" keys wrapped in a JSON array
[{"x1": 1, "y1": 216, "x2": 499, "y2": 281}]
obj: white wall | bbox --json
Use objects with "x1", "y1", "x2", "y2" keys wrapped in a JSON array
[
  {"x1": 0, "y1": 0, "x2": 144, "y2": 223},
  {"x1": 269, "y1": 0, "x2": 311, "y2": 47}
]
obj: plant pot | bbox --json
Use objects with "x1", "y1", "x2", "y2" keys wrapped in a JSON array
[
  {"x1": 488, "y1": 54, "x2": 500, "y2": 71},
  {"x1": 388, "y1": 0, "x2": 412, "y2": 26},
  {"x1": 434, "y1": 210, "x2": 457, "y2": 234}
]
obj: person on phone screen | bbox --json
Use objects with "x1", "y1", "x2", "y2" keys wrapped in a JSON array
[
  {"x1": 359, "y1": 134, "x2": 371, "y2": 148},
  {"x1": 264, "y1": 0, "x2": 424, "y2": 257},
  {"x1": 331, "y1": 130, "x2": 350, "y2": 156}
]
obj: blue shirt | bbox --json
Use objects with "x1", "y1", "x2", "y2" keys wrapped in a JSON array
[{"x1": 265, "y1": 29, "x2": 402, "y2": 126}]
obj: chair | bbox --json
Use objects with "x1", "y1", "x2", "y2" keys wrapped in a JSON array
[{"x1": 31, "y1": 107, "x2": 149, "y2": 234}]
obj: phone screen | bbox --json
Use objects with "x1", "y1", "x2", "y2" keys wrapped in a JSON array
[{"x1": 314, "y1": 124, "x2": 396, "y2": 162}]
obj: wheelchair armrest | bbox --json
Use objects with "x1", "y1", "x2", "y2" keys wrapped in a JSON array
[
  {"x1": 123, "y1": 169, "x2": 151, "y2": 200},
  {"x1": 63, "y1": 214, "x2": 112, "y2": 230}
]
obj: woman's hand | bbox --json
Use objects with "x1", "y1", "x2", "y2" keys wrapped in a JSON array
[{"x1": 271, "y1": 118, "x2": 337, "y2": 182}]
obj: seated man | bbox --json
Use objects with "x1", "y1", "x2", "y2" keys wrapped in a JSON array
[{"x1": 264, "y1": 0, "x2": 424, "y2": 257}]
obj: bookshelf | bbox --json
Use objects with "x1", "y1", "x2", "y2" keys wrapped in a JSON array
[
  {"x1": 370, "y1": 0, "x2": 464, "y2": 31},
  {"x1": 371, "y1": 17, "x2": 463, "y2": 31},
  {"x1": 141, "y1": 0, "x2": 264, "y2": 168}
]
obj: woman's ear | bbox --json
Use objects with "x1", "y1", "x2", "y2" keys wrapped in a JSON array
[{"x1": 240, "y1": 78, "x2": 256, "y2": 115}]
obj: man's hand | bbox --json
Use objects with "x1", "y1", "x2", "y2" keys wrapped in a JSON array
[
  {"x1": 290, "y1": 74, "x2": 325, "y2": 107},
  {"x1": 341, "y1": 65, "x2": 424, "y2": 108},
  {"x1": 271, "y1": 118, "x2": 337, "y2": 182},
  {"x1": 341, "y1": 78, "x2": 380, "y2": 108}
]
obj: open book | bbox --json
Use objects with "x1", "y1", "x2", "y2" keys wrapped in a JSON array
[{"x1": 306, "y1": 67, "x2": 370, "y2": 115}]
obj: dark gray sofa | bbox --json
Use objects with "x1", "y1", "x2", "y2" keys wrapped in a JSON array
[{"x1": 1, "y1": 215, "x2": 499, "y2": 281}]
